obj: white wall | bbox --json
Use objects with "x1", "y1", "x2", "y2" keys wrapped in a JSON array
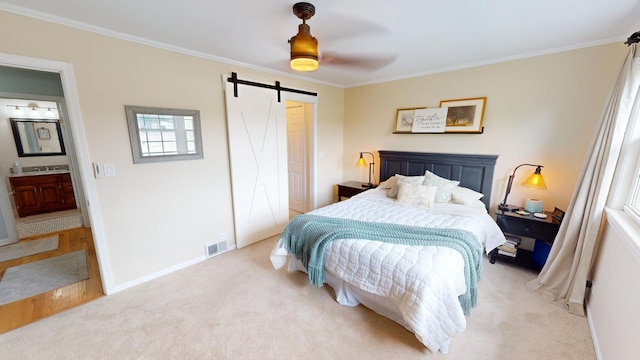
[
  {"x1": 588, "y1": 211, "x2": 640, "y2": 360},
  {"x1": 0, "y1": 10, "x2": 345, "y2": 289},
  {"x1": 344, "y1": 43, "x2": 628, "y2": 213}
]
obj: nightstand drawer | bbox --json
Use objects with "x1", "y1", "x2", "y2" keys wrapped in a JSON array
[
  {"x1": 340, "y1": 186, "x2": 363, "y2": 198},
  {"x1": 337, "y1": 181, "x2": 373, "y2": 201},
  {"x1": 496, "y1": 215, "x2": 559, "y2": 242}
]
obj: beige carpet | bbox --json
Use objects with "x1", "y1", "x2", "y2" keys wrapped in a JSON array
[
  {"x1": 0, "y1": 250, "x2": 88, "y2": 306},
  {"x1": 0, "y1": 238, "x2": 595, "y2": 359},
  {"x1": 0, "y1": 236, "x2": 58, "y2": 262}
]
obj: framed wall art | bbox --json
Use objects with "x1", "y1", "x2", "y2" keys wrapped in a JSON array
[
  {"x1": 552, "y1": 207, "x2": 566, "y2": 222},
  {"x1": 439, "y1": 97, "x2": 486, "y2": 133},
  {"x1": 394, "y1": 107, "x2": 427, "y2": 133},
  {"x1": 411, "y1": 108, "x2": 448, "y2": 133},
  {"x1": 37, "y1": 127, "x2": 51, "y2": 140}
]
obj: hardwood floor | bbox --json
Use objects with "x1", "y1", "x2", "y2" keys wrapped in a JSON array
[{"x1": 0, "y1": 227, "x2": 104, "y2": 334}]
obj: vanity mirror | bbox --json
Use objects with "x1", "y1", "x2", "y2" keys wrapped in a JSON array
[{"x1": 10, "y1": 118, "x2": 66, "y2": 157}]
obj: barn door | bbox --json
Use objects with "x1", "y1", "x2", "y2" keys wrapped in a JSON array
[{"x1": 224, "y1": 79, "x2": 289, "y2": 249}]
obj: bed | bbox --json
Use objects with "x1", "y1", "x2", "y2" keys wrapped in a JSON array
[{"x1": 270, "y1": 151, "x2": 505, "y2": 354}]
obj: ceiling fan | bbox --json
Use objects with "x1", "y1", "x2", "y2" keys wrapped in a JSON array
[{"x1": 288, "y1": 2, "x2": 397, "y2": 72}]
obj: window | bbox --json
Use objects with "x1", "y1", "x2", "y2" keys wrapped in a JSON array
[
  {"x1": 617, "y1": 99, "x2": 640, "y2": 224},
  {"x1": 625, "y1": 153, "x2": 640, "y2": 222},
  {"x1": 125, "y1": 106, "x2": 203, "y2": 163}
]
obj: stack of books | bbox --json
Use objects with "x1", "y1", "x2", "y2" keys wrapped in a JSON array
[{"x1": 497, "y1": 237, "x2": 520, "y2": 257}]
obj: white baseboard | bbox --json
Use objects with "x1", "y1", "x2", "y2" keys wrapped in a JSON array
[
  {"x1": 109, "y1": 246, "x2": 235, "y2": 294},
  {"x1": 0, "y1": 238, "x2": 18, "y2": 246},
  {"x1": 585, "y1": 301, "x2": 603, "y2": 360}
]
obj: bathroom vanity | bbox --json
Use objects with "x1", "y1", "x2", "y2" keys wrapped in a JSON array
[{"x1": 8, "y1": 170, "x2": 76, "y2": 217}]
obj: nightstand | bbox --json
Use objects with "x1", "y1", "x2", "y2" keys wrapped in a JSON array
[
  {"x1": 490, "y1": 210, "x2": 561, "y2": 270},
  {"x1": 337, "y1": 181, "x2": 375, "y2": 201}
]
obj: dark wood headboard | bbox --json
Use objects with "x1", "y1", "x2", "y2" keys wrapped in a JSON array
[{"x1": 378, "y1": 151, "x2": 498, "y2": 209}]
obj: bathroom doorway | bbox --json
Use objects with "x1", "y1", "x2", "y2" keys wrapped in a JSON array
[
  {"x1": 0, "y1": 60, "x2": 105, "y2": 332},
  {"x1": 0, "y1": 97, "x2": 84, "y2": 239}
]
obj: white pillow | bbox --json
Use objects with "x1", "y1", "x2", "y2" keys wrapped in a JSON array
[
  {"x1": 423, "y1": 170, "x2": 460, "y2": 203},
  {"x1": 387, "y1": 174, "x2": 426, "y2": 199},
  {"x1": 451, "y1": 186, "x2": 485, "y2": 206},
  {"x1": 397, "y1": 182, "x2": 437, "y2": 208},
  {"x1": 378, "y1": 176, "x2": 396, "y2": 189}
]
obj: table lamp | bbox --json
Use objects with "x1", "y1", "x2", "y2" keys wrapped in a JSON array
[
  {"x1": 357, "y1": 152, "x2": 375, "y2": 188},
  {"x1": 498, "y1": 164, "x2": 547, "y2": 212}
]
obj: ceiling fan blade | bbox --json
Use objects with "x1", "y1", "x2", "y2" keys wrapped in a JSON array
[
  {"x1": 314, "y1": 11, "x2": 391, "y2": 43},
  {"x1": 320, "y1": 52, "x2": 397, "y2": 70}
]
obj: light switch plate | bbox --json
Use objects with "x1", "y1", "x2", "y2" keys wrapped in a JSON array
[{"x1": 93, "y1": 163, "x2": 103, "y2": 178}]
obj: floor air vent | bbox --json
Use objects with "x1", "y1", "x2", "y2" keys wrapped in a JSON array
[{"x1": 206, "y1": 241, "x2": 228, "y2": 258}]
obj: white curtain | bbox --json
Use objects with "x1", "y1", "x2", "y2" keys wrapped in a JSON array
[{"x1": 526, "y1": 44, "x2": 640, "y2": 316}]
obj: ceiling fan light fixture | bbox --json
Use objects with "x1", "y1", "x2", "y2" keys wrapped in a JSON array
[
  {"x1": 290, "y1": 57, "x2": 318, "y2": 72},
  {"x1": 289, "y1": 23, "x2": 318, "y2": 72},
  {"x1": 289, "y1": 2, "x2": 318, "y2": 72}
]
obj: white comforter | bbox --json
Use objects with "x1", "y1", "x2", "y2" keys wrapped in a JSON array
[{"x1": 271, "y1": 188, "x2": 506, "y2": 353}]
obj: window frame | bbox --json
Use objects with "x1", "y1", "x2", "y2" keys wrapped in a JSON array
[
  {"x1": 624, "y1": 159, "x2": 640, "y2": 223},
  {"x1": 125, "y1": 105, "x2": 204, "y2": 164},
  {"x1": 610, "y1": 87, "x2": 640, "y2": 225}
]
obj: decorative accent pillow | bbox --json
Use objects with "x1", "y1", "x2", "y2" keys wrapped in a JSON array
[
  {"x1": 397, "y1": 182, "x2": 437, "y2": 208},
  {"x1": 451, "y1": 186, "x2": 485, "y2": 206},
  {"x1": 387, "y1": 175, "x2": 425, "y2": 199},
  {"x1": 378, "y1": 176, "x2": 397, "y2": 189},
  {"x1": 423, "y1": 170, "x2": 460, "y2": 203}
]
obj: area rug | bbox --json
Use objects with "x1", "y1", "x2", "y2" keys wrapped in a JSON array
[
  {"x1": 15, "y1": 212, "x2": 83, "y2": 238},
  {"x1": 0, "y1": 250, "x2": 88, "y2": 306},
  {"x1": 0, "y1": 236, "x2": 59, "y2": 262}
]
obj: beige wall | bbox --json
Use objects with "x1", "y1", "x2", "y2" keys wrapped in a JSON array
[
  {"x1": 344, "y1": 43, "x2": 628, "y2": 213},
  {"x1": 0, "y1": 11, "x2": 344, "y2": 288}
]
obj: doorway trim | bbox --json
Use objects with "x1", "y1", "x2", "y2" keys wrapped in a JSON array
[
  {"x1": 0, "y1": 52, "x2": 113, "y2": 294},
  {"x1": 0, "y1": 171, "x2": 17, "y2": 245}
]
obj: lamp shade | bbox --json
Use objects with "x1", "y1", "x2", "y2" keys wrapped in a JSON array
[
  {"x1": 357, "y1": 153, "x2": 367, "y2": 166},
  {"x1": 289, "y1": 23, "x2": 318, "y2": 72},
  {"x1": 522, "y1": 166, "x2": 547, "y2": 189}
]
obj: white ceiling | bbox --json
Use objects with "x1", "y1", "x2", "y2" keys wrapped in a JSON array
[{"x1": 1, "y1": 0, "x2": 639, "y2": 87}]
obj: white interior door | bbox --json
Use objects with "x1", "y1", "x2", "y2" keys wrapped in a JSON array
[
  {"x1": 225, "y1": 80, "x2": 289, "y2": 249},
  {"x1": 286, "y1": 102, "x2": 307, "y2": 213}
]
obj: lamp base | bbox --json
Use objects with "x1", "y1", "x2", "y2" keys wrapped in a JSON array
[
  {"x1": 361, "y1": 183, "x2": 375, "y2": 188},
  {"x1": 498, "y1": 203, "x2": 519, "y2": 212}
]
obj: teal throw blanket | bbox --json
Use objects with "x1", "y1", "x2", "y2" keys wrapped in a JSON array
[{"x1": 281, "y1": 214, "x2": 483, "y2": 315}]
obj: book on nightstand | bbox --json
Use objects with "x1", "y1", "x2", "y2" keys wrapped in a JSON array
[
  {"x1": 498, "y1": 249, "x2": 517, "y2": 257},
  {"x1": 497, "y1": 236, "x2": 521, "y2": 257}
]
